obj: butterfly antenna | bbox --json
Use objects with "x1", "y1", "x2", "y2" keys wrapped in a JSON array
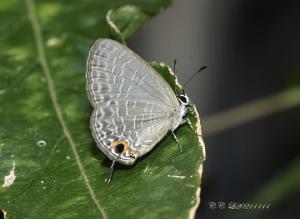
[
  {"x1": 105, "y1": 160, "x2": 116, "y2": 184},
  {"x1": 173, "y1": 59, "x2": 177, "y2": 73},
  {"x1": 183, "y1": 66, "x2": 207, "y2": 87},
  {"x1": 173, "y1": 59, "x2": 179, "y2": 94}
]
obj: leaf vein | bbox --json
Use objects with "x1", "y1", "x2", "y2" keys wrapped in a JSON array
[{"x1": 25, "y1": 0, "x2": 107, "y2": 218}]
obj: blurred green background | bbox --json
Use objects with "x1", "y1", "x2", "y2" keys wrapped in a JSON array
[{"x1": 128, "y1": 0, "x2": 300, "y2": 218}]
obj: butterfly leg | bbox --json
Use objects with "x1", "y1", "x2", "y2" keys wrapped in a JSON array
[
  {"x1": 171, "y1": 131, "x2": 183, "y2": 151},
  {"x1": 105, "y1": 160, "x2": 116, "y2": 184},
  {"x1": 181, "y1": 117, "x2": 199, "y2": 136}
]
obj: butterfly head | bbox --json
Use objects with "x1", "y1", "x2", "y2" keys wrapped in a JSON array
[
  {"x1": 177, "y1": 94, "x2": 189, "y2": 106},
  {"x1": 109, "y1": 140, "x2": 139, "y2": 165}
]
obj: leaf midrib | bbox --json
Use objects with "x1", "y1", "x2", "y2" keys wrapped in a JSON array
[{"x1": 25, "y1": 0, "x2": 107, "y2": 218}]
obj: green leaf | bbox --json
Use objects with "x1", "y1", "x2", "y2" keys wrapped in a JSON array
[
  {"x1": 0, "y1": 0, "x2": 205, "y2": 219},
  {"x1": 107, "y1": 5, "x2": 150, "y2": 43}
]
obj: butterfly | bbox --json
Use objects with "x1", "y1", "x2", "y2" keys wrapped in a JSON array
[{"x1": 86, "y1": 39, "x2": 199, "y2": 183}]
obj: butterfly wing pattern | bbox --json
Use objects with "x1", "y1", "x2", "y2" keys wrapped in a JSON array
[{"x1": 86, "y1": 39, "x2": 180, "y2": 165}]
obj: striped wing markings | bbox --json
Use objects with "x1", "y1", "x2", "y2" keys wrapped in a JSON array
[{"x1": 91, "y1": 99, "x2": 172, "y2": 156}]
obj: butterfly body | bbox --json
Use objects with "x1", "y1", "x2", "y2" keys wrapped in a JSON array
[{"x1": 86, "y1": 39, "x2": 190, "y2": 166}]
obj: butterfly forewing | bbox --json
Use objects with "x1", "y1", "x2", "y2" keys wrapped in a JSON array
[{"x1": 86, "y1": 39, "x2": 177, "y2": 107}]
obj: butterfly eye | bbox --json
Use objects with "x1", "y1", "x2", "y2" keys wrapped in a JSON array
[
  {"x1": 177, "y1": 95, "x2": 188, "y2": 104},
  {"x1": 111, "y1": 140, "x2": 128, "y2": 155}
]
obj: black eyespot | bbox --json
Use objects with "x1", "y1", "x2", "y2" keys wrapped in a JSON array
[
  {"x1": 114, "y1": 143, "x2": 125, "y2": 154},
  {"x1": 178, "y1": 95, "x2": 187, "y2": 104},
  {"x1": 111, "y1": 140, "x2": 128, "y2": 155}
]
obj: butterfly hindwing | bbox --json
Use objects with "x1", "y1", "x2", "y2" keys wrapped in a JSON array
[{"x1": 90, "y1": 99, "x2": 171, "y2": 162}]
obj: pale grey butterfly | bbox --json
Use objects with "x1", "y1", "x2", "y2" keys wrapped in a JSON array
[{"x1": 86, "y1": 39, "x2": 199, "y2": 183}]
